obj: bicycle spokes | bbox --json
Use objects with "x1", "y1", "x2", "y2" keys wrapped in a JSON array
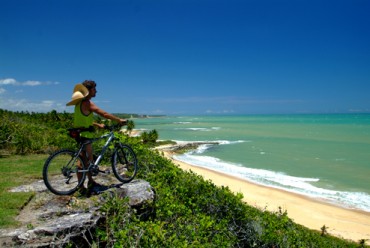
[
  {"x1": 112, "y1": 145, "x2": 138, "y2": 183},
  {"x1": 43, "y1": 149, "x2": 86, "y2": 195},
  {"x1": 43, "y1": 125, "x2": 138, "y2": 195}
]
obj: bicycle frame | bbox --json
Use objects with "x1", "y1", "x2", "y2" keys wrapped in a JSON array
[
  {"x1": 43, "y1": 124, "x2": 138, "y2": 195},
  {"x1": 76, "y1": 130, "x2": 117, "y2": 172}
]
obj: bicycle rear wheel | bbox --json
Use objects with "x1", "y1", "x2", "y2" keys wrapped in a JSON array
[
  {"x1": 43, "y1": 149, "x2": 86, "y2": 195},
  {"x1": 112, "y1": 144, "x2": 138, "y2": 183}
]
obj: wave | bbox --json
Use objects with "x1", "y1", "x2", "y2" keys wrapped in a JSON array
[
  {"x1": 174, "y1": 127, "x2": 221, "y2": 131},
  {"x1": 172, "y1": 142, "x2": 370, "y2": 213},
  {"x1": 216, "y1": 140, "x2": 247, "y2": 145},
  {"x1": 173, "y1": 121, "x2": 192, "y2": 124},
  {"x1": 172, "y1": 139, "x2": 248, "y2": 146}
]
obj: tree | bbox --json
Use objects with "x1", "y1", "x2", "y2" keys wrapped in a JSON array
[
  {"x1": 126, "y1": 120, "x2": 135, "y2": 133},
  {"x1": 140, "y1": 129, "x2": 158, "y2": 145}
]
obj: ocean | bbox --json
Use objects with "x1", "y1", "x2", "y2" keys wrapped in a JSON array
[{"x1": 134, "y1": 114, "x2": 370, "y2": 212}]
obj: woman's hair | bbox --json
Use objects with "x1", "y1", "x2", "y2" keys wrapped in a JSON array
[{"x1": 82, "y1": 80, "x2": 96, "y2": 90}]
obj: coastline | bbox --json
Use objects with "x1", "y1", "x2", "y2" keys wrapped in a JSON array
[{"x1": 157, "y1": 145, "x2": 370, "y2": 242}]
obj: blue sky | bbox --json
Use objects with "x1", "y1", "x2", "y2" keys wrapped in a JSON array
[{"x1": 1, "y1": 0, "x2": 369, "y2": 115}]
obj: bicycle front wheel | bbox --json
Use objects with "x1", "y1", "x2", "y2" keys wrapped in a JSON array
[
  {"x1": 112, "y1": 144, "x2": 138, "y2": 183},
  {"x1": 43, "y1": 149, "x2": 86, "y2": 195}
]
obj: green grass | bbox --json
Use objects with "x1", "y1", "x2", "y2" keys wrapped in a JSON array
[{"x1": 0, "y1": 155, "x2": 47, "y2": 227}]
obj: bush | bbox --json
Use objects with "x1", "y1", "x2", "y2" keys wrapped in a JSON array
[
  {"x1": 0, "y1": 109, "x2": 74, "y2": 154},
  {"x1": 140, "y1": 129, "x2": 158, "y2": 146},
  {"x1": 97, "y1": 147, "x2": 361, "y2": 247}
]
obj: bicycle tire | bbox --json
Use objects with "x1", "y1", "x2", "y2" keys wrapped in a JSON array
[
  {"x1": 111, "y1": 143, "x2": 138, "y2": 183},
  {"x1": 43, "y1": 149, "x2": 86, "y2": 195}
]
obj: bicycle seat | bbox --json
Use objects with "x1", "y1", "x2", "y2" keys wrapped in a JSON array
[{"x1": 67, "y1": 126, "x2": 94, "y2": 141}]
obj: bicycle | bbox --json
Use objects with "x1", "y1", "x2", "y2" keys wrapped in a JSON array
[{"x1": 43, "y1": 124, "x2": 138, "y2": 195}]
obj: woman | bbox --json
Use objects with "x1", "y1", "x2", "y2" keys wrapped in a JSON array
[{"x1": 67, "y1": 80, "x2": 127, "y2": 194}]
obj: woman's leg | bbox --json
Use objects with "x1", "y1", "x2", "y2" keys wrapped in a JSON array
[{"x1": 84, "y1": 143, "x2": 97, "y2": 185}]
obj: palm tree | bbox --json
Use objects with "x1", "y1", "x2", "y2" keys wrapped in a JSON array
[
  {"x1": 149, "y1": 129, "x2": 158, "y2": 142},
  {"x1": 126, "y1": 120, "x2": 135, "y2": 133}
]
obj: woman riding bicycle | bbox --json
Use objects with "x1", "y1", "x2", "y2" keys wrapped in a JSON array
[{"x1": 66, "y1": 80, "x2": 127, "y2": 192}]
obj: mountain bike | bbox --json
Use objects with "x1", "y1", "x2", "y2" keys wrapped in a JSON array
[{"x1": 43, "y1": 124, "x2": 138, "y2": 195}]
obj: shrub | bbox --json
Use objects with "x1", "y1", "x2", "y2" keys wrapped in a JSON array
[{"x1": 97, "y1": 147, "x2": 362, "y2": 247}]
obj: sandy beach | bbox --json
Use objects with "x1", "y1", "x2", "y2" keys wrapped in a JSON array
[{"x1": 160, "y1": 149, "x2": 370, "y2": 242}]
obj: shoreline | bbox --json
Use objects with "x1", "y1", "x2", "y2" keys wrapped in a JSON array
[{"x1": 157, "y1": 145, "x2": 370, "y2": 242}]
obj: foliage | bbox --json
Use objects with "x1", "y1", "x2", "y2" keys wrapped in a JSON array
[
  {"x1": 140, "y1": 129, "x2": 159, "y2": 146},
  {"x1": 126, "y1": 120, "x2": 135, "y2": 133},
  {"x1": 0, "y1": 109, "x2": 139, "y2": 155},
  {"x1": 0, "y1": 109, "x2": 75, "y2": 154},
  {"x1": 97, "y1": 145, "x2": 361, "y2": 247},
  {"x1": 155, "y1": 140, "x2": 177, "y2": 147},
  {"x1": 0, "y1": 109, "x2": 366, "y2": 247}
]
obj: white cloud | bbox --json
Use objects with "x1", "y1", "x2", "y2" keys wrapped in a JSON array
[
  {"x1": 23, "y1": 80, "x2": 42, "y2": 86},
  {"x1": 151, "y1": 109, "x2": 165, "y2": 114},
  {"x1": 41, "y1": 100, "x2": 55, "y2": 106},
  {"x1": 0, "y1": 97, "x2": 65, "y2": 112},
  {"x1": 348, "y1": 108, "x2": 370, "y2": 113},
  {"x1": 0, "y1": 78, "x2": 66, "y2": 112},
  {"x1": 0, "y1": 78, "x2": 17, "y2": 85},
  {"x1": 0, "y1": 78, "x2": 59, "y2": 86}
]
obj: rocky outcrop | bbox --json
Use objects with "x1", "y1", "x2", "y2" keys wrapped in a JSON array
[
  {"x1": 157, "y1": 141, "x2": 219, "y2": 154},
  {"x1": 0, "y1": 177, "x2": 155, "y2": 247}
]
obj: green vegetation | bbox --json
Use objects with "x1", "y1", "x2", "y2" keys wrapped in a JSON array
[
  {"x1": 140, "y1": 129, "x2": 159, "y2": 146},
  {"x1": 0, "y1": 109, "x2": 367, "y2": 247},
  {"x1": 0, "y1": 109, "x2": 75, "y2": 155},
  {"x1": 101, "y1": 145, "x2": 364, "y2": 247}
]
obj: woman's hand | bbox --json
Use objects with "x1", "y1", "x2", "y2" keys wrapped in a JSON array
[
  {"x1": 118, "y1": 119, "x2": 127, "y2": 126},
  {"x1": 94, "y1": 123, "x2": 105, "y2": 129}
]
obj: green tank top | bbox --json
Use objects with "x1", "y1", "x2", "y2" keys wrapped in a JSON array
[{"x1": 74, "y1": 101, "x2": 94, "y2": 138}]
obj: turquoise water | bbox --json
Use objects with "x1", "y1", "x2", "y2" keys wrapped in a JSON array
[{"x1": 134, "y1": 114, "x2": 370, "y2": 212}]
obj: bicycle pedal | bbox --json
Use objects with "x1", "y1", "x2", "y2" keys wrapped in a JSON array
[{"x1": 99, "y1": 169, "x2": 110, "y2": 174}]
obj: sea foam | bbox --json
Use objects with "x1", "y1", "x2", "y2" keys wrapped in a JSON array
[
  {"x1": 174, "y1": 127, "x2": 221, "y2": 131},
  {"x1": 173, "y1": 141, "x2": 370, "y2": 212}
]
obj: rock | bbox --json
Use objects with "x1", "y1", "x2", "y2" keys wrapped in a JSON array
[
  {"x1": 0, "y1": 179, "x2": 155, "y2": 247},
  {"x1": 157, "y1": 141, "x2": 219, "y2": 154}
]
